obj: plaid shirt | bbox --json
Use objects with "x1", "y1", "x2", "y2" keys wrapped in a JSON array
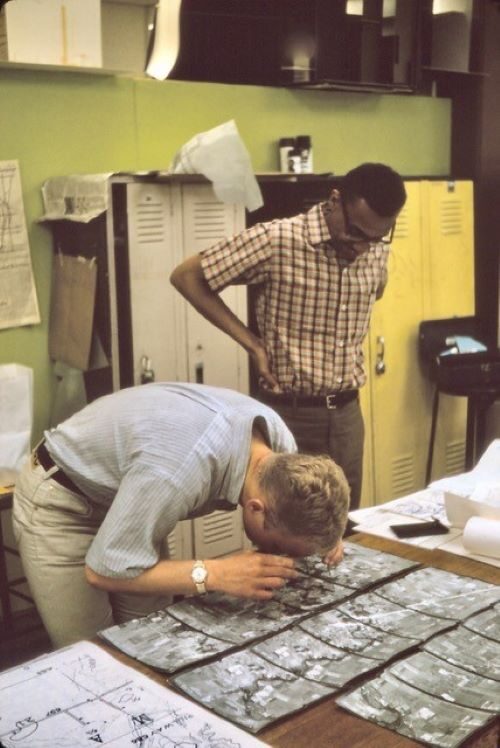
[{"x1": 200, "y1": 203, "x2": 389, "y2": 395}]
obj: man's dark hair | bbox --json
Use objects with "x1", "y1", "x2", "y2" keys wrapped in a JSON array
[{"x1": 342, "y1": 163, "x2": 406, "y2": 218}]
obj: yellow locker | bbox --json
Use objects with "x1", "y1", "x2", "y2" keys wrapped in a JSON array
[
  {"x1": 421, "y1": 180, "x2": 475, "y2": 480},
  {"x1": 421, "y1": 180, "x2": 475, "y2": 319},
  {"x1": 367, "y1": 181, "x2": 429, "y2": 503}
]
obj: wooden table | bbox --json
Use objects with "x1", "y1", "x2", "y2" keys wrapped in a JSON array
[{"x1": 96, "y1": 534, "x2": 500, "y2": 748}]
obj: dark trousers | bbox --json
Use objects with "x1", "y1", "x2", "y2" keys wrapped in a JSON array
[{"x1": 267, "y1": 398, "x2": 364, "y2": 511}]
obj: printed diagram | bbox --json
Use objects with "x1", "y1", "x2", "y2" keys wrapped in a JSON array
[
  {"x1": 0, "y1": 162, "x2": 22, "y2": 252},
  {"x1": 0, "y1": 641, "x2": 265, "y2": 747},
  {"x1": 0, "y1": 160, "x2": 40, "y2": 329}
]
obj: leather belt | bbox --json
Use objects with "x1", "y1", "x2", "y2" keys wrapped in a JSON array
[
  {"x1": 259, "y1": 389, "x2": 359, "y2": 410},
  {"x1": 34, "y1": 441, "x2": 85, "y2": 496}
]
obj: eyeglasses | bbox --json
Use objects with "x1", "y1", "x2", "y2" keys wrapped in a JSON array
[{"x1": 340, "y1": 196, "x2": 395, "y2": 245}]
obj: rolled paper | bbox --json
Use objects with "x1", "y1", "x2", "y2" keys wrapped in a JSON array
[{"x1": 462, "y1": 516, "x2": 500, "y2": 560}]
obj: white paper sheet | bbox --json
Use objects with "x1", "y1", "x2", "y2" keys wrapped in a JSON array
[
  {"x1": 169, "y1": 120, "x2": 263, "y2": 211},
  {"x1": 348, "y1": 492, "x2": 500, "y2": 565},
  {"x1": 0, "y1": 160, "x2": 40, "y2": 329},
  {"x1": 0, "y1": 640, "x2": 267, "y2": 747},
  {"x1": 430, "y1": 440, "x2": 500, "y2": 527},
  {"x1": 0, "y1": 363, "x2": 33, "y2": 483},
  {"x1": 40, "y1": 173, "x2": 112, "y2": 223}
]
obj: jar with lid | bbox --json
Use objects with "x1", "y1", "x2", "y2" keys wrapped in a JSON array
[
  {"x1": 296, "y1": 135, "x2": 313, "y2": 174},
  {"x1": 278, "y1": 137, "x2": 296, "y2": 173}
]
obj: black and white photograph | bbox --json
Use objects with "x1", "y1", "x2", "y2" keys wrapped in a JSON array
[
  {"x1": 275, "y1": 573, "x2": 355, "y2": 612},
  {"x1": 167, "y1": 592, "x2": 305, "y2": 645},
  {"x1": 338, "y1": 591, "x2": 454, "y2": 641},
  {"x1": 299, "y1": 607, "x2": 416, "y2": 661},
  {"x1": 337, "y1": 670, "x2": 494, "y2": 748},
  {"x1": 375, "y1": 567, "x2": 500, "y2": 620},
  {"x1": 462, "y1": 604, "x2": 500, "y2": 642},
  {"x1": 389, "y1": 651, "x2": 500, "y2": 713},
  {"x1": 297, "y1": 543, "x2": 418, "y2": 590},
  {"x1": 98, "y1": 608, "x2": 233, "y2": 673},
  {"x1": 172, "y1": 649, "x2": 332, "y2": 733},
  {"x1": 251, "y1": 626, "x2": 378, "y2": 689},
  {"x1": 423, "y1": 626, "x2": 500, "y2": 682}
]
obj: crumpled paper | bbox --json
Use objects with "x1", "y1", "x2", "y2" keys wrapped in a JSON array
[
  {"x1": 169, "y1": 120, "x2": 263, "y2": 212},
  {"x1": 430, "y1": 439, "x2": 500, "y2": 528}
]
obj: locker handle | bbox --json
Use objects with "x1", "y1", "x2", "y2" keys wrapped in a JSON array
[
  {"x1": 140, "y1": 355, "x2": 155, "y2": 384},
  {"x1": 194, "y1": 344, "x2": 204, "y2": 384},
  {"x1": 375, "y1": 336, "x2": 386, "y2": 375},
  {"x1": 195, "y1": 362, "x2": 204, "y2": 384}
]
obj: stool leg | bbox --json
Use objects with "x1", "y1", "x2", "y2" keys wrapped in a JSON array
[
  {"x1": 426, "y1": 387, "x2": 439, "y2": 485},
  {"x1": 0, "y1": 511, "x2": 14, "y2": 633},
  {"x1": 465, "y1": 397, "x2": 476, "y2": 470}
]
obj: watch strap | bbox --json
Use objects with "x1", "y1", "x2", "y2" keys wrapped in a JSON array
[{"x1": 191, "y1": 559, "x2": 208, "y2": 594}]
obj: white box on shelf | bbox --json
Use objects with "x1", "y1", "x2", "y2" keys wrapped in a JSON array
[{"x1": 2, "y1": 0, "x2": 102, "y2": 68}]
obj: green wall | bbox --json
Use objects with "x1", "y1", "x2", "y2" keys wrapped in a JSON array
[{"x1": 0, "y1": 68, "x2": 451, "y2": 441}]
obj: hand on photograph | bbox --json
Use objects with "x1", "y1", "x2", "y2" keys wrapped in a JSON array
[{"x1": 206, "y1": 551, "x2": 298, "y2": 600}]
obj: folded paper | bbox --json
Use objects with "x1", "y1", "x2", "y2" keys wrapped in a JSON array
[
  {"x1": 169, "y1": 120, "x2": 263, "y2": 212},
  {"x1": 430, "y1": 439, "x2": 500, "y2": 528}
]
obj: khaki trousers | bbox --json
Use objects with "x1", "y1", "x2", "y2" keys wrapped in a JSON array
[{"x1": 12, "y1": 457, "x2": 172, "y2": 649}]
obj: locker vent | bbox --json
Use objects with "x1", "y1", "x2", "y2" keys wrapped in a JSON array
[
  {"x1": 391, "y1": 454, "x2": 414, "y2": 498},
  {"x1": 167, "y1": 532, "x2": 177, "y2": 558},
  {"x1": 444, "y1": 439, "x2": 465, "y2": 476},
  {"x1": 135, "y1": 196, "x2": 166, "y2": 244},
  {"x1": 193, "y1": 201, "x2": 228, "y2": 241},
  {"x1": 440, "y1": 200, "x2": 462, "y2": 236},
  {"x1": 202, "y1": 511, "x2": 235, "y2": 543},
  {"x1": 393, "y1": 205, "x2": 410, "y2": 240}
]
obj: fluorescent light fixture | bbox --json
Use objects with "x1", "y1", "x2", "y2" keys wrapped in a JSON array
[{"x1": 145, "y1": 0, "x2": 182, "y2": 80}]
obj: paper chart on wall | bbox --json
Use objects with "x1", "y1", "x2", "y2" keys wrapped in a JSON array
[
  {"x1": 0, "y1": 160, "x2": 40, "y2": 330},
  {"x1": 0, "y1": 640, "x2": 266, "y2": 747}
]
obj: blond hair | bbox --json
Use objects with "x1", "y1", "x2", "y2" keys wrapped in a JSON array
[{"x1": 258, "y1": 453, "x2": 350, "y2": 552}]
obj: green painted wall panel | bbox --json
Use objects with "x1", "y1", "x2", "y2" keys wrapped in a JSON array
[
  {"x1": 0, "y1": 68, "x2": 451, "y2": 441},
  {"x1": 135, "y1": 79, "x2": 451, "y2": 176}
]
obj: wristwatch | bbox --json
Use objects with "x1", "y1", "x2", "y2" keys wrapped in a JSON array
[{"x1": 191, "y1": 559, "x2": 208, "y2": 594}]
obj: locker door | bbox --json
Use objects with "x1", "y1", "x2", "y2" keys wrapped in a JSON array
[
  {"x1": 421, "y1": 180, "x2": 475, "y2": 480},
  {"x1": 422, "y1": 180, "x2": 475, "y2": 319},
  {"x1": 126, "y1": 182, "x2": 187, "y2": 384},
  {"x1": 180, "y1": 184, "x2": 249, "y2": 558},
  {"x1": 368, "y1": 181, "x2": 429, "y2": 502},
  {"x1": 166, "y1": 522, "x2": 193, "y2": 561},
  {"x1": 359, "y1": 340, "x2": 375, "y2": 508},
  {"x1": 193, "y1": 506, "x2": 247, "y2": 559},
  {"x1": 180, "y1": 183, "x2": 248, "y2": 392}
]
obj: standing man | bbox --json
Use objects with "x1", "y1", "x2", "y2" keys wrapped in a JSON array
[{"x1": 170, "y1": 163, "x2": 407, "y2": 510}]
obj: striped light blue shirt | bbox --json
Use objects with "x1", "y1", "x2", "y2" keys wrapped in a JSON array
[{"x1": 44, "y1": 383, "x2": 297, "y2": 578}]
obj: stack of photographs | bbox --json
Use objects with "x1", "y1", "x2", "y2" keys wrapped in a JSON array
[
  {"x1": 336, "y1": 595, "x2": 500, "y2": 746},
  {"x1": 99, "y1": 542, "x2": 418, "y2": 674},
  {"x1": 100, "y1": 544, "x2": 499, "y2": 741},
  {"x1": 296, "y1": 541, "x2": 419, "y2": 589},
  {"x1": 172, "y1": 649, "x2": 333, "y2": 733},
  {"x1": 423, "y1": 625, "x2": 500, "y2": 682},
  {"x1": 375, "y1": 567, "x2": 500, "y2": 620},
  {"x1": 336, "y1": 669, "x2": 495, "y2": 748},
  {"x1": 98, "y1": 608, "x2": 234, "y2": 673}
]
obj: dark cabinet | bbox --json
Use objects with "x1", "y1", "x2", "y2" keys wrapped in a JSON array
[{"x1": 171, "y1": 0, "x2": 420, "y2": 92}]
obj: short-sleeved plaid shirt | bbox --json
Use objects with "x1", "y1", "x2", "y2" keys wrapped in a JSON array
[{"x1": 200, "y1": 203, "x2": 390, "y2": 396}]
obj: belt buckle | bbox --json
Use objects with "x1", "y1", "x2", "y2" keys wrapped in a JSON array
[{"x1": 326, "y1": 394, "x2": 338, "y2": 410}]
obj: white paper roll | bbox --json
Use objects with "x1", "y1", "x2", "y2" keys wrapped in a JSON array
[{"x1": 462, "y1": 517, "x2": 500, "y2": 559}]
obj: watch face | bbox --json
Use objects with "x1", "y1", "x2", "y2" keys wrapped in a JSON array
[{"x1": 192, "y1": 566, "x2": 207, "y2": 583}]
